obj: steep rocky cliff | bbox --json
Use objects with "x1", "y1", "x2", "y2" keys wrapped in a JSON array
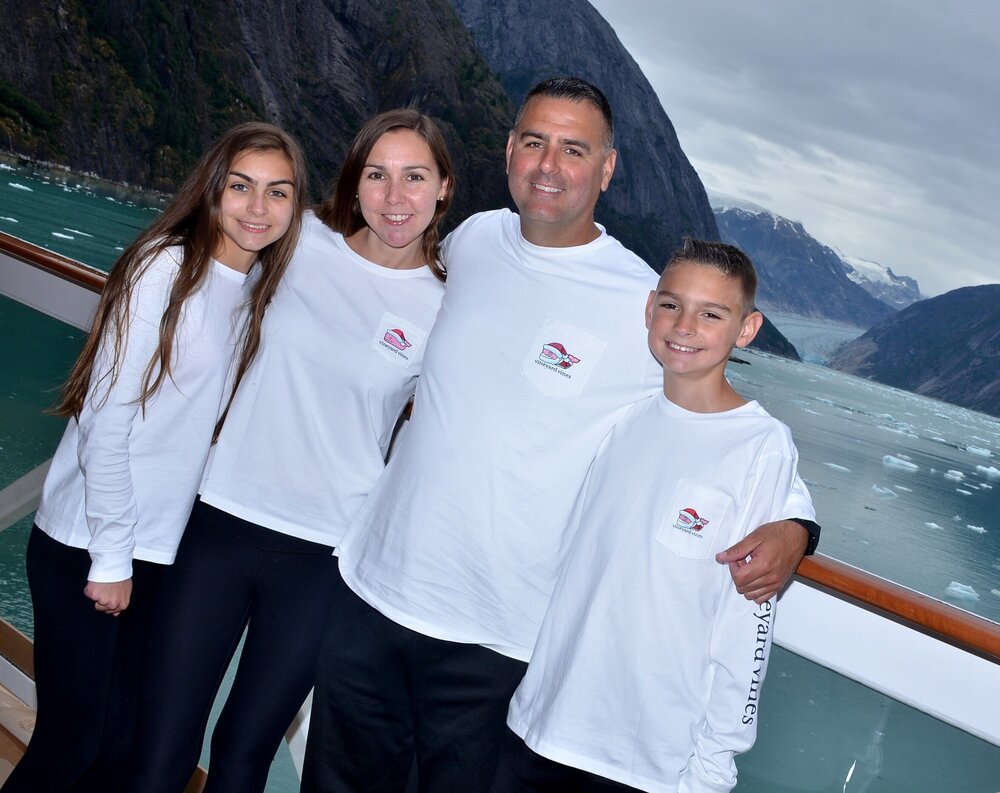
[
  {"x1": 831, "y1": 284, "x2": 1000, "y2": 417},
  {"x1": 448, "y1": 0, "x2": 718, "y2": 269},
  {"x1": 0, "y1": 0, "x2": 514, "y2": 218}
]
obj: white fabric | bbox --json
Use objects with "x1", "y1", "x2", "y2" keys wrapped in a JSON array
[
  {"x1": 339, "y1": 209, "x2": 815, "y2": 661},
  {"x1": 36, "y1": 247, "x2": 253, "y2": 582},
  {"x1": 198, "y1": 210, "x2": 444, "y2": 546},
  {"x1": 509, "y1": 394, "x2": 798, "y2": 793}
]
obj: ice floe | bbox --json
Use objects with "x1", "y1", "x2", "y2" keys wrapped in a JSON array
[
  {"x1": 945, "y1": 582, "x2": 979, "y2": 602},
  {"x1": 824, "y1": 463, "x2": 851, "y2": 473},
  {"x1": 976, "y1": 465, "x2": 1000, "y2": 479},
  {"x1": 0, "y1": 216, "x2": 18, "y2": 223},
  {"x1": 871, "y1": 485, "x2": 897, "y2": 498},
  {"x1": 64, "y1": 227, "x2": 94, "y2": 237},
  {"x1": 966, "y1": 525, "x2": 987, "y2": 534},
  {"x1": 924, "y1": 522, "x2": 942, "y2": 529},
  {"x1": 992, "y1": 590, "x2": 1000, "y2": 598},
  {"x1": 882, "y1": 455, "x2": 918, "y2": 472},
  {"x1": 956, "y1": 489, "x2": 972, "y2": 495},
  {"x1": 966, "y1": 446, "x2": 993, "y2": 458},
  {"x1": 8, "y1": 182, "x2": 32, "y2": 191},
  {"x1": 894, "y1": 485, "x2": 912, "y2": 492},
  {"x1": 52, "y1": 232, "x2": 74, "y2": 240},
  {"x1": 944, "y1": 470, "x2": 965, "y2": 481}
]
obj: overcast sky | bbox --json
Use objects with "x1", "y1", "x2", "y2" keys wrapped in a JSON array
[{"x1": 589, "y1": 0, "x2": 999, "y2": 297}]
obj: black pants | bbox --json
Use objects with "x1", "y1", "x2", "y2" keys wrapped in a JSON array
[
  {"x1": 125, "y1": 500, "x2": 342, "y2": 793},
  {"x1": 300, "y1": 581, "x2": 529, "y2": 793},
  {"x1": 2, "y1": 526, "x2": 161, "y2": 793},
  {"x1": 490, "y1": 728, "x2": 643, "y2": 793}
]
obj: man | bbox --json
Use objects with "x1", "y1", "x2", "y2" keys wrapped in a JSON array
[{"x1": 302, "y1": 77, "x2": 818, "y2": 793}]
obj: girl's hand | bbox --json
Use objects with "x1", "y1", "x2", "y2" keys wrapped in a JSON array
[{"x1": 84, "y1": 578, "x2": 133, "y2": 616}]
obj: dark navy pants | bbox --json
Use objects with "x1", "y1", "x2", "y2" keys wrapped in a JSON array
[
  {"x1": 2, "y1": 526, "x2": 161, "y2": 793},
  {"x1": 125, "y1": 499, "x2": 342, "y2": 793},
  {"x1": 301, "y1": 580, "x2": 529, "y2": 793}
]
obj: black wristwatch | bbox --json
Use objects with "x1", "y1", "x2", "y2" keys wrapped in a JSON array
[{"x1": 790, "y1": 518, "x2": 821, "y2": 556}]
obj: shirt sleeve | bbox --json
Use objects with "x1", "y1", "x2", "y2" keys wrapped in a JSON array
[
  {"x1": 75, "y1": 251, "x2": 179, "y2": 582},
  {"x1": 679, "y1": 442, "x2": 799, "y2": 793}
]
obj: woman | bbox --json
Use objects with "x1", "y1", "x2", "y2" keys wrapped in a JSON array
[
  {"x1": 2, "y1": 122, "x2": 306, "y2": 793},
  {"x1": 127, "y1": 108, "x2": 455, "y2": 793}
]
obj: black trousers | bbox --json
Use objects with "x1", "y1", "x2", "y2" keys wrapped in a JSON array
[
  {"x1": 125, "y1": 500, "x2": 342, "y2": 793},
  {"x1": 300, "y1": 579, "x2": 529, "y2": 793},
  {"x1": 490, "y1": 728, "x2": 643, "y2": 793},
  {"x1": 2, "y1": 526, "x2": 161, "y2": 793}
]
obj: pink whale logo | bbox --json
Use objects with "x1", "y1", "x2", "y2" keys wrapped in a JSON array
[{"x1": 384, "y1": 328, "x2": 412, "y2": 351}]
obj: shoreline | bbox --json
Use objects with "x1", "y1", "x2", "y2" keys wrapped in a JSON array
[{"x1": 0, "y1": 151, "x2": 169, "y2": 210}]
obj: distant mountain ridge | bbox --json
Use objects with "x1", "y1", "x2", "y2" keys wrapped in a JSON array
[
  {"x1": 831, "y1": 284, "x2": 1000, "y2": 418},
  {"x1": 711, "y1": 199, "x2": 898, "y2": 329},
  {"x1": 840, "y1": 253, "x2": 922, "y2": 309}
]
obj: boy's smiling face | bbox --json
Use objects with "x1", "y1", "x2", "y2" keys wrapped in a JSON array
[{"x1": 645, "y1": 261, "x2": 762, "y2": 382}]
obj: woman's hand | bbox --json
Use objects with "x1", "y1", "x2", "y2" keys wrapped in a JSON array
[{"x1": 84, "y1": 578, "x2": 133, "y2": 616}]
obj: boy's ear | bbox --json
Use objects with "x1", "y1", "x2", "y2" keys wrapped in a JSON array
[
  {"x1": 644, "y1": 290, "x2": 655, "y2": 329},
  {"x1": 735, "y1": 310, "x2": 764, "y2": 349}
]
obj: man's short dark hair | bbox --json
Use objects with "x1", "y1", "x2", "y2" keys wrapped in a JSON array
[{"x1": 514, "y1": 77, "x2": 614, "y2": 151}]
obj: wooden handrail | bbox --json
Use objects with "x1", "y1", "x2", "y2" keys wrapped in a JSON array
[
  {"x1": 795, "y1": 555, "x2": 1000, "y2": 661},
  {"x1": 0, "y1": 231, "x2": 106, "y2": 293}
]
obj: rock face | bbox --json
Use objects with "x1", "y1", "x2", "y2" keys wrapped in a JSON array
[
  {"x1": 841, "y1": 255, "x2": 922, "y2": 310},
  {"x1": 714, "y1": 205, "x2": 896, "y2": 329},
  {"x1": 0, "y1": 0, "x2": 514, "y2": 219},
  {"x1": 831, "y1": 284, "x2": 1000, "y2": 418},
  {"x1": 448, "y1": 0, "x2": 718, "y2": 269}
]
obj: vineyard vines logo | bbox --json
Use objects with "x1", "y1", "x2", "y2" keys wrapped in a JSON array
[
  {"x1": 379, "y1": 327, "x2": 413, "y2": 358},
  {"x1": 537, "y1": 342, "x2": 580, "y2": 369},
  {"x1": 673, "y1": 507, "x2": 709, "y2": 538}
]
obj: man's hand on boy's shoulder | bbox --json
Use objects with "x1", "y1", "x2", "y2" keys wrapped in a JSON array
[{"x1": 716, "y1": 519, "x2": 809, "y2": 603}]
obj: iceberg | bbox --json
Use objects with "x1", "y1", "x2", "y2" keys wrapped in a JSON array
[
  {"x1": 924, "y1": 522, "x2": 942, "y2": 529},
  {"x1": 944, "y1": 470, "x2": 965, "y2": 481},
  {"x1": 956, "y1": 489, "x2": 972, "y2": 495},
  {"x1": 871, "y1": 485, "x2": 897, "y2": 498},
  {"x1": 824, "y1": 463, "x2": 851, "y2": 473},
  {"x1": 976, "y1": 465, "x2": 1000, "y2": 479},
  {"x1": 8, "y1": 182, "x2": 32, "y2": 191},
  {"x1": 966, "y1": 525, "x2": 987, "y2": 534},
  {"x1": 51, "y1": 232, "x2": 74, "y2": 240},
  {"x1": 966, "y1": 446, "x2": 992, "y2": 458},
  {"x1": 944, "y1": 582, "x2": 979, "y2": 602},
  {"x1": 882, "y1": 455, "x2": 918, "y2": 472}
]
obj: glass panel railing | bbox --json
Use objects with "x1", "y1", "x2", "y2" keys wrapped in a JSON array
[{"x1": 737, "y1": 646, "x2": 1000, "y2": 792}]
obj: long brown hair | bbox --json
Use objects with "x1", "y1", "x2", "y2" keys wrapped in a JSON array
[
  {"x1": 316, "y1": 108, "x2": 456, "y2": 281},
  {"x1": 56, "y1": 122, "x2": 308, "y2": 423}
]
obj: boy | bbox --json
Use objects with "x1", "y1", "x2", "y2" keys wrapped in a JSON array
[{"x1": 494, "y1": 238, "x2": 808, "y2": 793}]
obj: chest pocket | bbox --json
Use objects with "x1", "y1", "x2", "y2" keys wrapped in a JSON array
[
  {"x1": 656, "y1": 479, "x2": 733, "y2": 560},
  {"x1": 371, "y1": 310, "x2": 429, "y2": 369},
  {"x1": 519, "y1": 317, "x2": 607, "y2": 399}
]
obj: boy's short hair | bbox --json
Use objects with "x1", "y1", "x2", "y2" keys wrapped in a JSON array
[{"x1": 663, "y1": 238, "x2": 758, "y2": 315}]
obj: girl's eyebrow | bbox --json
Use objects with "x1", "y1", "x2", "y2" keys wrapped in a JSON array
[{"x1": 229, "y1": 170, "x2": 295, "y2": 187}]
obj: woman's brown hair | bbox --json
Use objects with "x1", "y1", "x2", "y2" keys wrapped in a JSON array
[
  {"x1": 316, "y1": 108, "x2": 456, "y2": 281},
  {"x1": 56, "y1": 122, "x2": 308, "y2": 427}
]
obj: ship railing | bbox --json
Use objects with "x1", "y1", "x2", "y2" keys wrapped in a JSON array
[{"x1": 1, "y1": 233, "x2": 998, "y2": 784}]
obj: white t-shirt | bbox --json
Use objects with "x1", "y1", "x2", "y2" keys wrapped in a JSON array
[
  {"x1": 36, "y1": 247, "x2": 253, "y2": 582},
  {"x1": 198, "y1": 211, "x2": 445, "y2": 546},
  {"x1": 508, "y1": 393, "x2": 798, "y2": 793}
]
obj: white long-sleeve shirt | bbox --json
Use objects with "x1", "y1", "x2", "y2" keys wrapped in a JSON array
[
  {"x1": 36, "y1": 247, "x2": 253, "y2": 581},
  {"x1": 508, "y1": 393, "x2": 799, "y2": 793}
]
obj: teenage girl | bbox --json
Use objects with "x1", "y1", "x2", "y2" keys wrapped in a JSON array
[
  {"x1": 126, "y1": 108, "x2": 455, "y2": 793},
  {"x1": 1, "y1": 122, "x2": 307, "y2": 793}
]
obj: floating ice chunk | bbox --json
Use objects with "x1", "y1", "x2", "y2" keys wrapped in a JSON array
[
  {"x1": 981, "y1": 483, "x2": 993, "y2": 490},
  {"x1": 882, "y1": 455, "x2": 918, "y2": 472},
  {"x1": 894, "y1": 485, "x2": 912, "y2": 492},
  {"x1": 976, "y1": 465, "x2": 1000, "y2": 479},
  {"x1": 871, "y1": 485, "x2": 897, "y2": 498},
  {"x1": 8, "y1": 182, "x2": 32, "y2": 191},
  {"x1": 52, "y1": 232, "x2": 74, "y2": 240},
  {"x1": 64, "y1": 227, "x2": 94, "y2": 237},
  {"x1": 956, "y1": 489, "x2": 972, "y2": 495},
  {"x1": 897, "y1": 453, "x2": 912, "y2": 461},
  {"x1": 0, "y1": 216, "x2": 18, "y2": 223},
  {"x1": 966, "y1": 525, "x2": 987, "y2": 534},
  {"x1": 944, "y1": 470, "x2": 965, "y2": 481},
  {"x1": 0, "y1": 163, "x2": 13, "y2": 171},
  {"x1": 992, "y1": 590, "x2": 1000, "y2": 598},
  {"x1": 800, "y1": 408, "x2": 822, "y2": 416},
  {"x1": 824, "y1": 463, "x2": 851, "y2": 473},
  {"x1": 966, "y1": 446, "x2": 993, "y2": 458},
  {"x1": 930, "y1": 437, "x2": 947, "y2": 443},
  {"x1": 945, "y1": 582, "x2": 979, "y2": 602},
  {"x1": 953, "y1": 515, "x2": 963, "y2": 522},
  {"x1": 876, "y1": 425, "x2": 919, "y2": 439},
  {"x1": 924, "y1": 522, "x2": 942, "y2": 529}
]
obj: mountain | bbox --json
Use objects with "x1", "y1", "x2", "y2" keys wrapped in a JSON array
[
  {"x1": 448, "y1": 0, "x2": 718, "y2": 270},
  {"x1": 0, "y1": 0, "x2": 514, "y2": 220},
  {"x1": 712, "y1": 199, "x2": 896, "y2": 329},
  {"x1": 840, "y1": 254, "x2": 922, "y2": 309},
  {"x1": 831, "y1": 284, "x2": 1000, "y2": 418}
]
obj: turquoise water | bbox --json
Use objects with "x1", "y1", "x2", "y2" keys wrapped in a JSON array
[{"x1": 2, "y1": 160, "x2": 997, "y2": 790}]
